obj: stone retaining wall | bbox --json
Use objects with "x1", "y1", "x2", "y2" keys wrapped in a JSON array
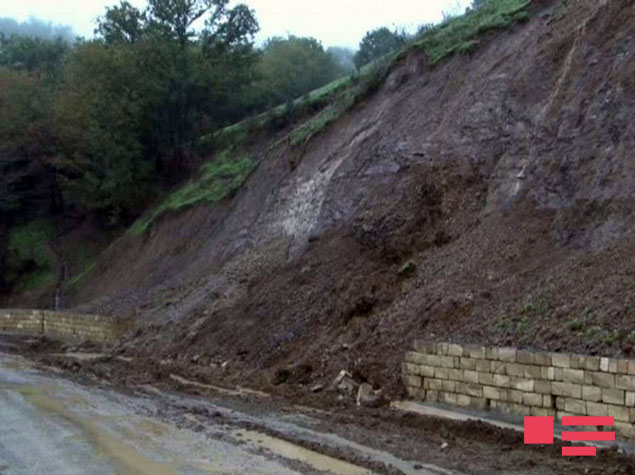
[
  {"x1": 402, "y1": 341, "x2": 635, "y2": 439},
  {"x1": 0, "y1": 309, "x2": 129, "y2": 343}
]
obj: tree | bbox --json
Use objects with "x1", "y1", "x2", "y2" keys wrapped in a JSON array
[
  {"x1": 257, "y1": 36, "x2": 344, "y2": 108},
  {"x1": 327, "y1": 46, "x2": 356, "y2": 73},
  {"x1": 354, "y1": 27, "x2": 407, "y2": 69},
  {"x1": 95, "y1": 2, "x2": 147, "y2": 44}
]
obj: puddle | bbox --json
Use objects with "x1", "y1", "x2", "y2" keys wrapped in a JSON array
[{"x1": 233, "y1": 429, "x2": 370, "y2": 475}]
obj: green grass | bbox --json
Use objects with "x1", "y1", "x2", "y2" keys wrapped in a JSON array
[
  {"x1": 6, "y1": 221, "x2": 56, "y2": 291},
  {"x1": 412, "y1": 0, "x2": 531, "y2": 64},
  {"x1": 129, "y1": 150, "x2": 255, "y2": 236}
]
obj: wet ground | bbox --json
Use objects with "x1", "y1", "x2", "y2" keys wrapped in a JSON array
[
  {"x1": 0, "y1": 337, "x2": 449, "y2": 474},
  {"x1": 2, "y1": 334, "x2": 635, "y2": 475}
]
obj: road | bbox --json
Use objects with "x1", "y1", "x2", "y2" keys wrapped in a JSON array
[
  {"x1": 0, "y1": 344, "x2": 455, "y2": 475},
  {"x1": 0, "y1": 351, "x2": 366, "y2": 475}
]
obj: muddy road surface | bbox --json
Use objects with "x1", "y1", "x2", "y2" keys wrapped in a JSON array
[{"x1": 1, "y1": 335, "x2": 634, "y2": 475}]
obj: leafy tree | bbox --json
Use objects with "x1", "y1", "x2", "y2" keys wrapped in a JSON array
[
  {"x1": 257, "y1": 36, "x2": 344, "y2": 108},
  {"x1": 327, "y1": 46, "x2": 356, "y2": 73},
  {"x1": 95, "y1": 2, "x2": 147, "y2": 44},
  {"x1": 354, "y1": 27, "x2": 407, "y2": 69}
]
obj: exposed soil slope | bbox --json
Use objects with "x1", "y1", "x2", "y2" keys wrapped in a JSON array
[{"x1": 70, "y1": 0, "x2": 635, "y2": 399}]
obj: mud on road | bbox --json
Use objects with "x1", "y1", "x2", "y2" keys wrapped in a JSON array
[{"x1": 3, "y1": 334, "x2": 635, "y2": 475}]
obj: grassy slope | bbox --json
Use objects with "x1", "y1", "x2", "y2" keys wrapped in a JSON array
[
  {"x1": 129, "y1": 150, "x2": 255, "y2": 236},
  {"x1": 128, "y1": 0, "x2": 532, "y2": 236}
]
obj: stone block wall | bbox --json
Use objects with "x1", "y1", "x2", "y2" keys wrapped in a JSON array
[
  {"x1": 402, "y1": 341, "x2": 635, "y2": 439},
  {"x1": 0, "y1": 309, "x2": 129, "y2": 343}
]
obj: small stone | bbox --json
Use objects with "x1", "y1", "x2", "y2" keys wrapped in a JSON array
[
  {"x1": 310, "y1": 384, "x2": 324, "y2": 393},
  {"x1": 356, "y1": 383, "x2": 375, "y2": 406}
]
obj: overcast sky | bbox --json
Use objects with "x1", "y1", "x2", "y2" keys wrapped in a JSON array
[{"x1": 0, "y1": 0, "x2": 472, "y2": 48}]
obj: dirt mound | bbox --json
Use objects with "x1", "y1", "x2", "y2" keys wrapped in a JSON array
[{"x1": 69, "y1": 0, "x2": 635, "y2": 400}]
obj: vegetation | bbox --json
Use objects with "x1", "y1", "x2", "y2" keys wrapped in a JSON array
[
  {"x1": 129, "y1": 149, "x2": 255, "y2": 235},
  {"x1": 411, "y1": 0, "x2": 531, "y2": 64},
  {"x1": 4, "y1": 221, "x2": 56, "y2": 291},
  {"x1": 354, "y1": 27, "x2": 407, "y2": 69}
]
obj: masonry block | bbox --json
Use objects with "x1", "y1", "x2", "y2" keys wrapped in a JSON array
[
  {"x1": 448, "y1": 344, "x2": 464, "y2": 357},
  {"x1": 543, "y1": 395, "x2": 555, "y2": 408},
  {"x1": 533, "y1": 352, "x2": 552, "y2": 366},
  {"x1": 530, "y1": 407, "x2": 556, "y2": 417},
  {"x1": 428, "y1": 378, "x2": 443, "y2": 390},
  {"x1": 478, "y1": 372, "x2": 495, "y2": 386},
  {"x1": 561, "y1": 368, "x2": 585, "y2": 384},
  {"x1": 460, "y1": 357, "x2": 476, "y2": 371},
  {"x1": 491, "y1": 361, "x2": 507, "y2": 374},
  {"x1": 552, "y1": 382, "x2": 582, "y2": 398},
  {"x1": 626, "y1": 392, "x2": 635, "y2": 407},
  {"x1": 586, "y1": 401, "x2": 609, "y2": 417},
  {"x1": 506, "y1": 363, "x2": 525, "y2": 377},
  {"x1": 618, "y1": 359, "x2": 629, "y2": 374},
  {"x1": 552, "y1": 353, "x2": 570, "y2": 368},
  {"x1": 534, "y1": 380, "x2": 552, "y2": 394},
  {"x1": 483, "y1": 386, "x2": 503, "y2": 400},
  {"x1": 448, "y1": 369, "x2": 463, "y2": 381},
  {"x1": 602, "y1": 388, "x2": 625, "y2": 405},
  {"x1": 439, "y1": 356, "x2": 455, "y2": 368},
  {"x1": 463, "y1": 370, "x2": 479, "y2": 384},
  {"x1": 434, "y1": 367, "x2": 449, "y2": 380},
  {"x1": 507, "y1": 389, "x2": 523, "y2": 404},
  {"x1": 405, "y1": 352, "x2": 423, "y2": 364},
  {"x1": 524, "y1": 365, "x2": 542, "y2": 379},
  {"x1": 464, "y1": 383, "x2": 483, "y2": 397},
  {"x1": 523, "y1": 392, "x2": 543, "y2": 407},
  {"x1": 517, "y1": 351, "x2": 535, "y2": 365},
  {"x1": 609, "y1": 405, "x2": 631, "y2": 423},
  {"x1": 584, "y1": 356, "x2": 601, "y2": 372},
  {"x1": 582, "y1": 385, "x2": 603, "y2": 402},
  {"x1": 441, "y1": 391, "x2": 458, "y2": 405},
  {"x1": 466, "y1": 345, "x2": 486, "y2": 359},
  {"x1": 475, "y1": 359, "x2": 491, "y2": 373},
  {"x1": 402, "y1": 363, "x2": 418, "y2": 375},
  {"x1": 419, "y1": 365, "x2": 436, "y2": 377},
  {"x1": 541, "y1": 367, "x2": 556, "y2": 381},
  {"x1": 437, "y1": 343, "x2": 449, "y2": 356},
  {"x1": 564, "y1": 398, "x2": 587, "y2": 415},
  {"x1": 569, "y1": 355, "x2": 585, "y2": 370},
  {"x1": 498, "y1": 347, "x2": 517, "y2": 362},
  {"x1": 512, "y1": 378, "x2": 534, "y2": 392},
  {"x1": 403, "y1": 375, "x2": 422, "y2": 388},
  {"x1": 494, "y1": 374, "x2": 511, "y2": 388},
  {"x1": 471, "y1": 397, "x2": 489, "y2": 410},
  {"x1": 589, "y1": 372, "x2": 615, "y2": 389},
  {"x1": 616, "y1": 375, "x2": 635, "y2": 391},
  {"x1": 442, "y1": 380, "x2": 456, "y2": 392}
]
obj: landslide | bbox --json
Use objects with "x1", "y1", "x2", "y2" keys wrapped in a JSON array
[{"x1": 68, "y1": 0, "x2": 635, "y2": 400}]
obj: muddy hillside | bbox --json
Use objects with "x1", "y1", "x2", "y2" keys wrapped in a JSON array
[{"x1": 69, "y1": 0, "x2": 635, "y2": 398}]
